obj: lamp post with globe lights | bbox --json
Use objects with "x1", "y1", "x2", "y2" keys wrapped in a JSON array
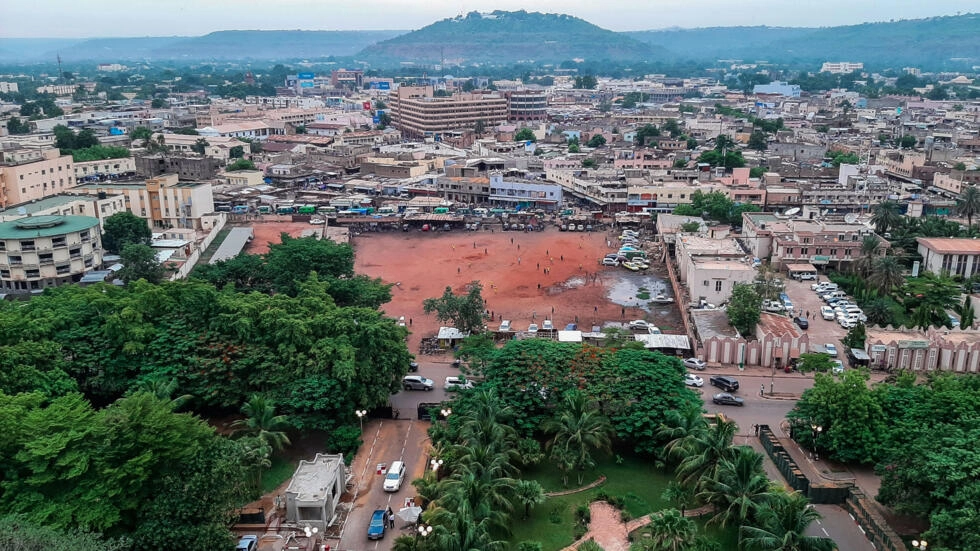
[
  {"x1": 911, "y1": 540, "x2": 927, "y2": 551},
  {"x1": 355, "y1": 409, "x2": 367, "y2": 432},
  {"x1": 430, "y1": 458, "x2": 444, "y2": 472},
  {"x1": 810, "y1": 423, "x2": 823, "y2": 461},
  {"x1": 417, "y1": 523, "x2": 433, "y2": 541},
  {"x1": 440, "y1": 407, "x2": 452, "y2": 420}
]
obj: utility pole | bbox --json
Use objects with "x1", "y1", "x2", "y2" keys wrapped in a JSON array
[{"x1": 57, "y1": 54, "x2": 65, "y2": 84}]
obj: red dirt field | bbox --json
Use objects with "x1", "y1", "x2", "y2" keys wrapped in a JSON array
[
  {"x1": 246, "y1": 221, "x2": 316, "y2": 254},
  {"x1": 352, "y1": 228, "x2": 644, "y2": 353}
]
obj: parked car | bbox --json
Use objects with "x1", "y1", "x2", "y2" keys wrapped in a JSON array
[
  {"x1": 628, "y1": 319, "x2": 652, "y2": 330},
  {"x1": 565, "y1": 323, "x2": 578, "y2": 331},
  {"x1": 445, "y1": 376, "x2": 474, "y2": 391},
  {"x1": 763, "y1": 300, "x2": 784, "y2": 313},
  {"x1": 824, "y1": 343, "x2": 838, "y2": 356},
  {"x1": 683, "y1": 358, "x2": 707, "y2": 370},
  {"x1": 236, "y1": 536, "x2": 258, "y2": 551},
  {"x1": 622, "y1": 261, "x2": 641, "y2": 271},
  {"x1": 709, "y1": 375, "x2": 740, "y2": 392},
  {"x1": 368, "y1": 509, "x2": 387, "y2": 540},
  {"x1": 794, "y1": 316, "x2": 809, "y2": 330},
  {"x1": 499, "y1": 320, "x2": 512, "y2": 332},
  {"x1": 712, "y1": 393, "x2": 745, "y2": 406},
  {"x1": 527, "y1": 323, "x2": 539, "y2": 334},
  {"x1": 402, "y1": 375, "x2": 434, "y2": 391},
  {"x1": 408, "y1": 361, "x2": 419, "y2": 372},
  {"x1": 684, "y1": 373, "x2": 704, "y2": 387},
  {"x1": 839, "y1": 318, "x2": 857, "y2": 329},
  {"x1": 832, "y1": 360, "x2": 845, "y2": 374},
  {"x1": 820, "y1": 306, "x2": 836, "y2": 320},
  {"x1": 601, "y1": 257, "x2": 620, "y2": 266},
  {"x1": 383, "y1": 460, "x2": 406, "y2": 492},
  {"x1": 542, "y1": 320, "x2": 554, "y2": 331}
]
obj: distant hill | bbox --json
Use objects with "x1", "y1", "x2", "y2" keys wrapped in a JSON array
[
  {"x1": 630, "y1": 14, "x2": 980, "y2": 70},
  {"x1": 0, "y1": 30, "x2": 407, "y2": 63},
  {"x1": 355, "y1": 10, "x2": 666, "y2": 66}
]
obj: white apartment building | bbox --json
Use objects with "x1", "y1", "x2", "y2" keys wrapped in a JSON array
[
  {"x1": 0, "y1": 82, "x2": 19, "y2": 93},
  {"x1": 820, "y1": 62, "x2": 864, "y2": 74}
]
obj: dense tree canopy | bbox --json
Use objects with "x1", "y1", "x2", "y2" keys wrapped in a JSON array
[{"x1": 102, "y1": 211, "x2": 152, "y2": 254}]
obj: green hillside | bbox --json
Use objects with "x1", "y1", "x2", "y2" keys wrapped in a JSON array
[{"x1": 356, "y1": 10, "x2": 665, "y2": 66}]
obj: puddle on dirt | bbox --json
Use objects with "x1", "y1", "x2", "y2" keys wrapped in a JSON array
[
  {"x1": 607, "y1": 273, "x2": 674, "y2": 312},
  {"x1": 547, "y1": 275, "x2": 586, "y2": 295}
]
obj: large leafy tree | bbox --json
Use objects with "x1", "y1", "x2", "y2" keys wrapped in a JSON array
[
  {"x1": 513, "y1": 480, "x2": 545, "y2": 519},
  {"x1": 423, "y1": 281, "x2": 486, "y2": 335},
  {"x1": 727, "y1": 283, "x2": 762, "y2": 336},
  {"x1": 853, "y1": 235, "x2": 882, "y2": 277},
  {"x1": 903, "y1": 272, "x2": 961, "y2": 329},
  {"x1": 118, "y1": 243, "x2": 165, "y2": 284},
  {"x1": 0, "y1": 515, "x2": 129, "y2": 551},
  {"x1": 102, "y1": 211, "x2": 152, "y2": 254}
]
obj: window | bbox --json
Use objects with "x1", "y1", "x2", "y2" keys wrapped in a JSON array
[
  {"x1": 69, "y1": 248, "x2": 81, "y2": 258},
  {"x1": 845, "y1": 249, "x2": 853, "y2": 257},
  {"x1": 56, "y1": 264, "x2": 70, "y2": 275},
  {"x1": 815, "y1": 249, "x2": 823, "y2": 255},
  {"x1": 26, "y1": 269, "x2": 40, "y2": 278},
  {"x1": 830, "y1": 249, "x2": 837, "y2": 257},
  {"x1": 801, "y1": 248, "x2": 809, "y2": 256},
  {"x1": 52, "y1": 236, "x2": 66, "y2": 247},
  {"x1": 785, "y1": 248, "x2": 793, "y2": 255},
  {"x1": 0, "y1": 242, "x2": 5, "y2": 251},
  {"x1": 19, "y1": 240, "x2": 35, "y2": 251},
  {"x1": 715, "y1": 281, "x2": 723, "y2": 292},
  {"x1": 0, "y1": 269, "x2": 8, "y2": 278},
  {"x1": 8, "y1": 255, "x2": 21, "y2": 265},
  {"x1": 38, "y1": 253, "x2": 53, "y2": 264},
  {"x1": 703, "y1": 280, "x2": 709, "y2": 287}
]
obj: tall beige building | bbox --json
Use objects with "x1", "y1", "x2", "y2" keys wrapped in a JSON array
[
  {"x1": 71, "y1": 173, "x2": 217, "y2": 231},
  {"x1": 0, "y1": 145, "x2": 75, "y2": 209},
  {"x1": 391, "y1": 86, "x2": 509, "y2": 138}
]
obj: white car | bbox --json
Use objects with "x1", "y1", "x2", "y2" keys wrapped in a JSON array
[
  {"x1": 601, "y1": 257, "x2": 620, "y2": 266},
  {"x1": 309, "y1": 218, "x2": 325, "y2": 225},
  {"x1": 684, "y1": 373, "x2": 704, "y2": 387},
  {"x1": 445, "y1": 376, "x2": 474, "y2": 391},
  {"x1": 831, "y1": 360, "x2": 845, "y2": 374},
  {"x1": 527, "y1": 323, "x2": 538, "y2": 334},
  {"x1": 825, "y1": 343, "x2": 838, "y2": 356},
  {"x1": 628, "y1": 320, "x2": 652, "y2": 330},
  {"x1": 820, "y1": 306, "x2": 835, "y2": 320},
  {"x1": 542, "y1": 320, "x2": 554, "y2": 331},
  {"x1": 839, "y1": 318, "x2": 857, "y2": 329},
  {"x1": 683, "y1": 358, "x2": 707, "y2": 370}
]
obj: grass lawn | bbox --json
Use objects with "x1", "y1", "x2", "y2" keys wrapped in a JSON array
[
  {"x1": 510, "y1": 454, "x2": 672, "y2": 551},
  {"x1": 261, "y1": 454, "x2": 298, "y2": 494},
  {"x1": 511, "y1": 454, "x2": 739, "y2": 551}
]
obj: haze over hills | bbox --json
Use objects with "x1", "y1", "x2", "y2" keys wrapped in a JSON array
[
  {"x1": 354, "y1": 11, "x2": 664, "y2": 66},
  {"x1": 0, "y1": 12, "x2": 976, "y2": 70},
  {"x1": 628, "y1": 13, "x2": 980, "y2": 69}
]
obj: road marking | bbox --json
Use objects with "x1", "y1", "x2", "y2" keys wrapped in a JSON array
[
  {"x1": 822, "y1": 528, "x2": 830, "y2": 537},
  {"x1": 337, "y1": 419, "x2": 386, "y2": 545}
]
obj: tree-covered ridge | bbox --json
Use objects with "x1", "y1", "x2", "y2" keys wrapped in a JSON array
[{"x1": 356, "y1": 10, "x2": 666, "y2": 64}]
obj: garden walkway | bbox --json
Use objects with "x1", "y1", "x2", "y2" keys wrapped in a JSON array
[{"x1": 560, "y1": 501, "x2": 714, "y2": 551}]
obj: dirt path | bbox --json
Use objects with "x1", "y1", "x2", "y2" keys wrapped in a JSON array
[{"x1": 563, "y1": 502, "x2": 630, "y2": 551}]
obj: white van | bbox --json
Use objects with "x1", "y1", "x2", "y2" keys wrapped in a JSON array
[
  {"x1": 473, "y1": 208, "x2": 489, "y2": 217},
  {"x1": 383, "y1": 461, "x2": 406, "y2": 492}
]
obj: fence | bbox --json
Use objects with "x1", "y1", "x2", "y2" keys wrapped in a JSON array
[
  {"x1": 757, "y1": 425, "x2": 907, "y2": 551},
  {"x1": 169, "y1": 215, "x2": 228, "y2": 281}
]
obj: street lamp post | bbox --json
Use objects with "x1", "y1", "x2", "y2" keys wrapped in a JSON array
[
  {"x1": 430, "y1": 458, "x2": 444, "y2": 472},
  {"x1": 355, "y1": 409, "x2": 367, "y2": 432},
  {"x1": 417, "y1": 523, "x2": 433, "y2": 541},
  {"x1": 911, "y1": 540, "x2": 927, "y2": 551},
  {"x1": 810, "y1": 423, "x2": 823, "y2": 461},
  {"x1": 440, "y1": 408, "x2": 452, "y2": 420}
]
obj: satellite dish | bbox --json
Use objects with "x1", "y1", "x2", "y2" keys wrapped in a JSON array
[
  {"x1": 844, "y1": 213, "x2": 859, "y2": 224},
  {"x1": 16, "y1": 207, "x2": 27, "y2": 216},
  {"x1": 784, "y1": 207, "x2": 800, "y2": 216}
]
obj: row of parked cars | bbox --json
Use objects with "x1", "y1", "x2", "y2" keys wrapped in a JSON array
[
  {"x1": 601, "y1": 230, "x2": 651, "y2": 271},
  {"x1": 811, "y1": 281, "x2": 867, "y2": 329}
]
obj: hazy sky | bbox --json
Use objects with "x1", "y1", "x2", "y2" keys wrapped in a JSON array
[{"x1": 0, "y1": 0, "x2": 976, "y2": 37}]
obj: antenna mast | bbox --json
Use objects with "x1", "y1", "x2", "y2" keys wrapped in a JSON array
[{"x1": 57, "y1": 54, "x2": 65, "y2": 83}]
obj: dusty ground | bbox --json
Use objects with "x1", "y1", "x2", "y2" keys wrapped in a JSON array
[
  {"x1": 247, "y1": 221, "x2": 317, "y2": 254},
  {"x1": 352, "y1": 228, "x2": 649, "y2": 352}
]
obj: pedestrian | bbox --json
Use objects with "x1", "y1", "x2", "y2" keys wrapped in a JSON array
[
  {"x1": 389, "y1": 513, "x2": 395, "y2": 528},
  {"x1": 538, "y1": 283, "x2": 541, "y2": 290},
  {"x1": 517, "y1": 244, "x2": 520, "y2": 250},
  {"x1": 594, "y1": 305, "x2": 598, "y2": 313},
  {"x1": 546, "y1": 249, "x2": 549, "y2": 255},
  {"x1": 485, "y1": 248, "x2": 488, "y2": 254},
  {"x1": 537, "y1": 262, "x2": 540, "y2": 270},
  {"x1": 457, "y1": 266, "x2": 461, "y2": 274},
  {"x1": 518, "y1": 256, "x2": 521, "y2": 264},
  {"x1": 753, "y1": 424, "x2": 759, "y2": 436},
  {"x1": 806, "y1": 310, "x2": 810, "y2": 319},
  {"x1": 551, "y1": 306, "x2": 555, "y2": 314},
  {"x1": 511, "y1": 237, "x2": 514, "y2": 244},
  {"x1": 473, "y1": 242, "x2": 476, "y2": 249},
  {"x1": 621, "y1": 307, "x2": 625, "y2": 318},
  {"x1": 560, "y1": 255, "x2": 564, "y2": 261},
  {"x1": 409, "y1": 318, "x2": 412, "y2": 326},
  {"x1": 490, "y1": 310, "x2": 494, "y2": 319},
  {"x1": 760, "y1": 384, "x2": 765, "y2": 397}
]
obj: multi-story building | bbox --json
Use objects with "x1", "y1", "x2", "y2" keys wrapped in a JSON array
[
  {"x1": 917, "y1": 238, "x2": 980, "y2": 278},
  {"x1": 0, "y1": 145, "x2": 75, "y2": 209},
  {"x1": 932, "y1": 171, "x2": 980, "y2": 197},
  {"x1": 504, "y1": 89, "x2": 548, "y2": 122},
  {"x1": 752, "y1": 81, "x2": 801, "y2": 97},
  {"x1": 0, "y1": 214, "x2": 102, "y2": 293},
  {"x1": 330, "y1": 69, "x2": 364, "y2": 89},
  {"x1": 74, "y1": 157, "x2": 137, "y2": 181},
  {"x1": 742, "y1": 212, "x2": 888, "y2": 271},
  {"x1": 0, "y1": 194, "x2": 127, "y2": 230},
  {"x1": 35, "y1": 84, "x2": 78, "y2": 96},
  {"x1": 71, "y1": 173, "x2": 216, "y2": 230},
  {"x1": 820, "y1": 62, "x2": 864, "y2": 74},
  {"x1": 488, "y1": 173, "x2": 562, "y2": 211},
  {"x1": 0, "y1": 82, "x2": 19, "y2": 93},
  {"x1": 876, "y1": 149, "x2": 927, "y2": 180},
  {"x1": 391, "y1": 86, "x2": 509, "y2": 138},
  {"x1": 135, "y1": 155, "x2": 223, "y2": 181},
  {"x1": 152, "y1": 133, "x2": 248, "y2": 161},
  {"x1": 675, "y1": 235, "x2": 756, "y2": 306},
  {"x1": 198, "y1": 120, "x2": 283, "y2": 141}
]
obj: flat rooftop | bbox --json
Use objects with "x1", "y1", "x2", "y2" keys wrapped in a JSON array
[
  {"x1": 0, "y1": 194, "x2": 93, "y2": 216},
  {"x1": 284, "y1": 453, "x2": 345, "y2": 502},
  {"x1": 690, "y1": 309, "x2": 740, "y2": 339},
  {"x1": 916, "y1": 237, "x2": 980, "y2": 255}
]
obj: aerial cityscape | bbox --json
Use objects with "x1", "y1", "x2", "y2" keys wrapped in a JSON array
[{"x1": 1, "y1": 3, "x2": 979, "y2": 551}]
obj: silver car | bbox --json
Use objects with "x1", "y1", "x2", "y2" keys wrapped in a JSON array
[{"x1": 402, "y1": 375, "x2": 434, "y2": 391}]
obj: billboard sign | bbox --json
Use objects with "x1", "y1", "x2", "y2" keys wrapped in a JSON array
[
  {"x1": 370, "y1": 81, "x2": 391, "y2": 90},
  {"x1": 363, "y1": 101, "x2": 372, "y2": 110},
  {"x1": 298, "y1": 72, "x2": 315, "y2": 80},
  {"x1": 300, "y1": 82, "x2": 314, "y2": 88}
]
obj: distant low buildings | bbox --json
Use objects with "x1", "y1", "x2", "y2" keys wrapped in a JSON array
[
  {"x1": 752, "y1": 81, "x2": 801, "y2": 97},
  {"x1": 820, "y1": 61, "x2": 864, "y2": 74}
]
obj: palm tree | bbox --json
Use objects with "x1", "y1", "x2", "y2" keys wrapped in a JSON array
[
  {"x1": 853, "y1": 235, "x2": 881, "y2": 277},
  {"x1": 957, "y1": 185, "x2": 980, "y2": 228},
  {"x1": 458, "y1": 388, "x2": 517, "y2": 450},
  {"x1": 674, "y1": 416, "x2": 738, "y2": 491},
  {"x1": 870, "y1": 200, "x2": 902, "y2": 235},
  {"x1": 867, "y1": 255, "x2": 905, "y2": 295},
  {"x1": 543, "y1": 391, "x2": 615, "y2": 485},
  {"x1": 428, "y1": 505, "x2": 507, "y2": 551},
  {"x1": 739, "y1": 492, "x2": 836, "y2": 551},
  {"x1": 437, "y1": 470, "x2": 515, "y2": 532},
  {"x1": 134, "y1": 377, "x2": 193, "y2": 410},
  {"x1": 644, "y1": 509, "x2": 697, "y2": 551},
  {"x1": 697, "y1": 446, "x2": 774, "y2": 527},
  {"x1": 864, "y1": 298, "x2": 895, "y2": 327},
  {"x1": 230, "y1": 395, "x2": 291, "y2": 451},
  {"x1": 513, "y1": 479, "x2": 546, "y2": 519},
  {"x1": 656, "y1": 403, "x2": 709, "y2": 465}
]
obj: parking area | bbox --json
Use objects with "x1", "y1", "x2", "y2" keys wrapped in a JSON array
[{"x1": 782, "y1": 277, "x2": 849, "y2": 356}]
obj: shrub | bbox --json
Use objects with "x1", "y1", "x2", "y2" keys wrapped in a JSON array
[
  {"x1": 549, "y1": 505, "x2": 563, "y2": 524},
  {"x1": 517, "y1": 542, "x2": 543, "y2": 551}
]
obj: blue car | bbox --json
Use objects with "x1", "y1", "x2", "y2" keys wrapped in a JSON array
[{"x1": 368, "y1": 509, "x2": 387, "y2": 540}]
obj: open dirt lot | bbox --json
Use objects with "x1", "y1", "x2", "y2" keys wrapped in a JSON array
[{"x1": 353, "y1": 228, "x2": 666, "y2": 352}]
